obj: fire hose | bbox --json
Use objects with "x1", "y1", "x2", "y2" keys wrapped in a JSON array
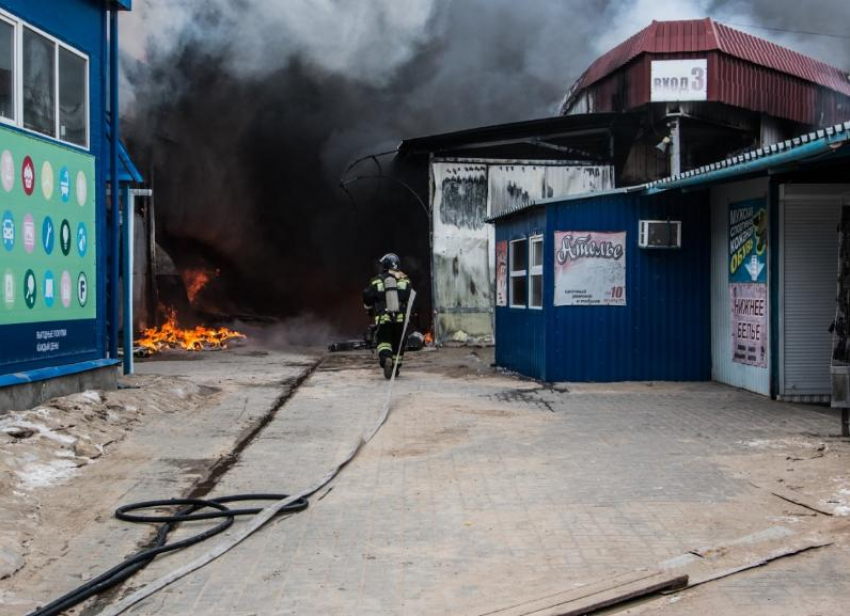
[{"x1": 27, "y1": 290, "x2": 416, "y2": 616}]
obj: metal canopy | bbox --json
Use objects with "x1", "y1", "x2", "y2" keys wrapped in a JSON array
[
  {"x1": 398, "y1": 112, "x2": 640, "y2": 158},
  {"x1": 487, "y1": 120, "x2": 850, "y2": 223}
]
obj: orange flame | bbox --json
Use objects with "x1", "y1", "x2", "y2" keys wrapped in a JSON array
[
  {"x1": 424, "y1": 331, "x2": 433, "y2": 345},
  {"x1": 182, "y1": 268, "x2": 219, "y2": 304},
  {"x1": 136, "y1": 308, "x2": 246, "y2": 353}
]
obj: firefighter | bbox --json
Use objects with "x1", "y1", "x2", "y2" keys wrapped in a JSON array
[{"x1": 363, "y1": 253, "x2": 413, "y2": 379}]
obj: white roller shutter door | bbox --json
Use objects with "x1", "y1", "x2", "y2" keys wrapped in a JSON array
[{"x1": 782, "y1": 199, "x2": 840, "y2": 396}]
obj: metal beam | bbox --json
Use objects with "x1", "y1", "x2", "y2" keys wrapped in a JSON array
[{"x1": 109, "y1": 10, "x2": 120, "y2": 360}]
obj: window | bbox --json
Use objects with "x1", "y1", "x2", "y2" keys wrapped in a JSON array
[
  {"x1": 23, "y1": 27, "x2": 54, "y2": 137},
  {"x1": 59, "y1": 47, "x2": 86, "y2": 146},
  {"x1": 0, "y1": 19, "x2": 13, "y2": 121},
  {"x1": 510, "y1": 238, "x2": 528, "y2": 308},
  {"x1": 0, "y1": 10, "x2": 89, "y2": 148},
  {"x1": 529, "y1": 235, "x2": 543, "y2": 308}
]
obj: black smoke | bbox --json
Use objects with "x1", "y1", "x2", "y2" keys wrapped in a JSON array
[
  {"x1": 121, "y1": 0, "x2": 850, "y2": 333},
  {"x1": 122, "y1": 0, "x2": 591, "y2": 332}
]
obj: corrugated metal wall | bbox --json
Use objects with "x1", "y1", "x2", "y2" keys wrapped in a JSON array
[
  {"x1": 568, "y1": 50, "x2": 850, "y2": 126},
  {"x1": 709, "y1": 178, "x2": 771, "y2": 395},
  {"x1": 543, "y1": 191, "x2": 711, "y2": 382},
  {"x1": 494, "y1": 208, "x2": 548, "y2": 379},
  {"x1": 710, "y1": 53, "x2": 850, "y2": 127}
]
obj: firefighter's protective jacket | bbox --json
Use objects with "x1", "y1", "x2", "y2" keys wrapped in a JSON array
[{"x1": 363, "y1": 269, "x2": 412, "y2": 324}]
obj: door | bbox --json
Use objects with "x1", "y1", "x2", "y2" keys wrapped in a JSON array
[{"x1": 781, "y1": 186, "x2": 850, "y2": 398}]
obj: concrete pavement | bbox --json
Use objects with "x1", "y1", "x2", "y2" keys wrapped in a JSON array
[
  {"x1": 91, "y1": 348, "x2": 850, "y2": 616},
  {"x1": 0, "y1": 348, "x2": 319, "y2": 615}
]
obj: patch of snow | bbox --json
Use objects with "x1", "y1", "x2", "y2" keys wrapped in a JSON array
[
  {"x1": 740, "y1": 438, "x2": 824, "y2": 450},
  {"x1": 79, "y1": 390, "x2": 102, "y2": 404},
  {"x1": 824, "y1": 481, "x2": 850, "y2": 516},
  {"x1": 15, "y1": 459, "x2": 78, "y2": 490},
  {"x1": 3, "y1": 420, "x2": 75, "y2": 445}
]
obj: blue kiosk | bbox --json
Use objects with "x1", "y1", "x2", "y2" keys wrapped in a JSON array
[{"x1": 0, "y1": 0, "x2": 135, "y2": 410}]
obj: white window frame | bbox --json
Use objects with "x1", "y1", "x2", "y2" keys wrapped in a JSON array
[
  {"x1": 509, "y1": 237, "x2": 528, "y2": 309},
  {"x1": 56, "y1": 42, "x2": 90, "y2": 148},
  {"x1": 0, "y1": 12, "x2": 16, "y2": 128},
  {"x1": 0, "y1": 6, "x2": 90, "y2": 150},
  {"x1": 529, "y1": 235, "x2": 543, "y2": 309}
]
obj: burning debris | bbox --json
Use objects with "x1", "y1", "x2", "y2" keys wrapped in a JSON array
[
  {"x1": 136, "y1": 309, "x2": 245, "y2": 355},
  {"x1": 182, "y1": 267, "x2": 220, "y2": 304}
]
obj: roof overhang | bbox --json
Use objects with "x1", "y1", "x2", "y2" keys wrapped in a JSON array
[
  {"x1": 398, "y1": 112, "x2": 640, "y2": 159},
  {"x1": 108, "y1": 0, "x2": 132, "y2": 10},
  {"x1": 488, "y1": 120, "x2": 850, "y2": 223}
]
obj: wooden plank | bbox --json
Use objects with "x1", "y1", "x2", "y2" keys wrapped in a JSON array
[
  {"x1": 470, "y1": 570, "x2": 688, "y2": 616},
  {"x1": 687, "y1": 540, "x2": 833, "y2": 587},
  {"x1": 524, "y1": 574, "x2": 688, "y2": 616}
]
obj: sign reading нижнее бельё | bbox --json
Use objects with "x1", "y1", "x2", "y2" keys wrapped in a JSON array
[
  {"x1": 554, "y1": 232, "x2": 626, "y2": 306},
  {"x1": 729, "y1": 198, "x2": 768, "y2": 367},
  {"x1": 0, "y1": 125, "x2": 97, "y2": 371},
  {"x1": 651, "y1": 59, "x2": 707, "y2": 102}
]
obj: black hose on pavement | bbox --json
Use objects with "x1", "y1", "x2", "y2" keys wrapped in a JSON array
[{"x1": 26, "y1": 494, "x2": 308, "y2": 616}]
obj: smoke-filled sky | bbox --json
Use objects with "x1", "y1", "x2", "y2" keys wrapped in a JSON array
[{"x1": 119, "y1": 0, "x2": 850, "y2": 328}]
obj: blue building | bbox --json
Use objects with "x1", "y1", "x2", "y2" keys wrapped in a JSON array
[
  {"x1": 0, "y1": 0, "x2": 134, "y2": 410},
  {"x1": 492, "y1": 121, "x2": 850, "y2": 403}
]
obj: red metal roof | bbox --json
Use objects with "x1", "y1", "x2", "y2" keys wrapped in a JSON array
[{"x1": 574, "y1": 18, "x2": 850, "y2": 98}]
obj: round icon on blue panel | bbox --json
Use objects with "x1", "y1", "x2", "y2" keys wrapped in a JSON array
[
  {"x1": 59, "y1": 166, "x2": 70, "y2": 203},
  {"x1": 1, "y1": 210, "x2": 13, "y2": 252},
  {"x1": 77, "y1": 271, "x2": 88, "y2": 307},
  {"x1": 23, "y1": 269, "x2": 36, "y2": 309},
  {"x1": 76, "y1": 222, "x2": 87, "y2": 257},
  {"x1": 59, "y1": 219, "x2": 71, "y2": 256},
  {"x1": 43, "y1": 270, "x2": 55, "y2": 307},
  {"x1": 42, "y1": 216, "x2": 54, "y2": 255}
]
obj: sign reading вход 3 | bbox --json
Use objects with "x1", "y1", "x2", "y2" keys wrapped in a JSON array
[{"x1": 650, "y1": 59, "x2": 708, "y2": 102}]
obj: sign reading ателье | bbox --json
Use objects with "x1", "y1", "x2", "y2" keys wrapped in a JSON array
[
  {"x1": 554, "y1": 231, "x2": 626, "y2": 306},
  {"x1": 0, "y1": 125, "x2": 97, "y2": 370}
]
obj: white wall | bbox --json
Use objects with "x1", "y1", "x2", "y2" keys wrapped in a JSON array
[{"x1": 710, "y1": 178, "x2": 771, "y2": 395}]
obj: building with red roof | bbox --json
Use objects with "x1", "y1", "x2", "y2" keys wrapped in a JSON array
[{"x1": 562, "y1": 19, "x2": 850, "y2": 182}]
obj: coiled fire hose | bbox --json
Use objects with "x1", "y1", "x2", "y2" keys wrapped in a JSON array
[
  {"x1": 26, "y1": 495, "x2": 308, "y2": 616},
  {"x1": 27, "y1": 289, "x2": 415, "y2": 616}
]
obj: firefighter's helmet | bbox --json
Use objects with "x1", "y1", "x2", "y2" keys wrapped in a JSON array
[{"x1": 379, "y1": 253, "x2": 400, "y2": 271}]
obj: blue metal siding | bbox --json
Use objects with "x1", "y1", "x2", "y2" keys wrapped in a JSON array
[
  {"x1": 495, "y1": 209, "x2": 548, "y2": 379},
  {"x1": 544, "y1": 192, "x2": 711, "y2": 382},
  {"x1": 0, "y1": 0, "x2": 109, "y2": 374},
  {"x1": 495, "y1": 192, "x2": 711, "y2": 382}
]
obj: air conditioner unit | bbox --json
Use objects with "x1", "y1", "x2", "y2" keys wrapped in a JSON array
[{"x1": 639, "y1": 220, "x2": 681, "y2": 248}]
